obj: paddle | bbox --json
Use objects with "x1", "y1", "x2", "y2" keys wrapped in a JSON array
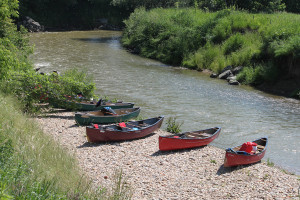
[{"x1": 95, "y1": 98, "x2": 103, "y2": 107}]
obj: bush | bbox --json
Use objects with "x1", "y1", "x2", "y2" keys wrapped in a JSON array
[
  {"x1": 237, "y1": 65, "x2": 265, "y2": 85},
  {"x1": 166, "y1": 117, "x2": 183, "y2": 134},
  {"x1": 1, "y1": 69, "x2": 97, "y2": 113},
  {"x1": 223, "y1": 33, "x2": 245, "y2": 55}
]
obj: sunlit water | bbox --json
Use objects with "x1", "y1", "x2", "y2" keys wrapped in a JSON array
[{"x1": 30, "y1": 30, "x2": 300, "y2": 175}]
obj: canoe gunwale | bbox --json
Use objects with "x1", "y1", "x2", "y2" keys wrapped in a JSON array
[
  {"x1": 76, "y1": 107, "x2": 140, "y2": 118},
  {"x1": 75, "y1": 107, "x2": 141, "y2": 126},
  {"x1": 88, "y1": 116, "x2": 164, "y2": 132},
  {"x1": 159, "y1": 127, "x2": 221, "y2": 140}
]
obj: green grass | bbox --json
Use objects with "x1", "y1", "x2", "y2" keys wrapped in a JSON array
[
  {"x1": 166, "y1": 117, "x2": 183, "y2": 134},
  {"x1": 122, "y1": 8, "x2": 300, "y2": 87},
  {"x1": 0, "y1": 93, "x2": 132, "y2": 199},
  {"x1": 266, "y1": 158, "x2": 275, "y2": 167}
]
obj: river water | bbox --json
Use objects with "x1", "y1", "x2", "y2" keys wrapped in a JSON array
[{"x1": 30, "y1": 30, "x2": 300, "y2": 175}]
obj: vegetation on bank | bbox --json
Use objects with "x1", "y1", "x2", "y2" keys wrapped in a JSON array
[
  {"x1": 0, "y1": 94, "x2": 98, "y2": 199},
  {"x1": 122, "y1": 8, "x2": 300, "y2": 97}
]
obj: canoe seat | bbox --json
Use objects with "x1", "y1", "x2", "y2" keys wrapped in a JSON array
[
  {"x1": 257, "y1": 145, "x2": 264, "y2": 149},
  {"x1": 138, "y1": 123, "x2": 148, "y2": 127},
  {"x1": 185, "y1": 132, "x2": 210, "y2": 138}
]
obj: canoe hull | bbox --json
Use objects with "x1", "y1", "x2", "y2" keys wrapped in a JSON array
[
  {"x1": 86, "y1": 116, "x2": 164, "y2": 142},
  {"x1": 224, "y1": 150, "x2": 266, "y2": 167},
  {"x1": 159, "y1": 127, "x2": 221, "y2": 151},
  {"x1": 223, "y1": 137, "x2": 268, "y2": 167},
  {"x1": 75, "y1": 108, "x2": 141, "y2": 126}
]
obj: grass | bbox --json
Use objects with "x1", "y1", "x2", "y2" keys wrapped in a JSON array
[
  {"x1": 166, "y1": 117, "x2": 183, "y2": 134},
  {"x1": 0, "y1": 93, "x2": 132, "y2": 199},
  {"x1": 266, "y1": 158, "x2": 275, "y2": 167},
  {"x1": 210, "y1": 159, "x2": 217, "y2": 164}
]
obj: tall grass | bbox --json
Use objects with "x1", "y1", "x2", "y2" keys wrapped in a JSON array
[
  {"x1": 0, "y1": 94, "x2": 132, "y2": 199},
  {"x1": 122, "y1": 8, "x2": 300, "y2": 86},
  {"x1": 0, "y1": 94, "x2": 94, "y2": 198}
]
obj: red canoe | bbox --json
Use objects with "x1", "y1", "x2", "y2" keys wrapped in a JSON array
[
  {"x1": 224, "y1": 137, "x2": 268, "y2": 167},
  {"x1": 86, "y1": 116, "x2": 164, "y2": 142},
  {"x1": 159, "y1": 127, "x2": 221, "y2": 151}
]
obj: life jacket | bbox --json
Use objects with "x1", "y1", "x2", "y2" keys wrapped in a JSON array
[{"x1": 239, "y1": 142, "x2": 257, "y2": 154}]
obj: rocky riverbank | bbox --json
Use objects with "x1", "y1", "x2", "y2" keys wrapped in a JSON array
[{"x1": 35, "y1": 110, "x2": 299, "y2": 199}]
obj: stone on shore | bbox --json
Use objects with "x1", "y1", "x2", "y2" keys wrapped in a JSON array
[{"x1": 19, "y1": 16, "x2": 44, "y2": 32}]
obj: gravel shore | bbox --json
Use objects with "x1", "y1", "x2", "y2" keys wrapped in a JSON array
[{"x1": 35, "y1": 110, "x2": 299, "y2": 199}]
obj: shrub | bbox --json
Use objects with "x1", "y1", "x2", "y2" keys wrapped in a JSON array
[
  {"x1": 166, "y1": 117, "x2": 183, "y2": 134},
  {"x1": 223, "y1": 33, "x2": 245, "y2": 55},
  {"x1": 237, "y1": 65, "x2": 265, "y2": 85},
  {"x1": 1, "y1": 69, "x2": 97, "y2": 113}
]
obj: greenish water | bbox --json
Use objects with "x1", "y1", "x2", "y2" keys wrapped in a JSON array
[{"x1": 30, "y1": 30, "x2": 300, "y2": 175}]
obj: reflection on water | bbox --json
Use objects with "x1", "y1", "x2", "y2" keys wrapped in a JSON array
[{"x1": 30, "y1": 30, "x2": 300, "y2": 175}]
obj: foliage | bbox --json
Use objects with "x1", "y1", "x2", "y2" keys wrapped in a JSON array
[
  {"x1": 122, "y1": 8, "x2": 300, "y2": 87},
  {"x1": 112, "y1": 0, "x2": 288, "y2": 13},
  {"x1": 0, "y1": 69, "x2": 97, "y2": 113},
  {"x1": 236, "y1": 65, "x2": 265, "y2": 85},
  {"x1": 266, "y1": 158, "x2": 275, "y2": 167},
  {"x1": 283, "y1": 0, "x2": 300, "y2": 13},
  {"x1": 166, "y1": 117, "x2": 183, "y2": 134},
  {"x1": 0, "y1": 95, "x2": 93, "y2": 198},
  {"x1": 108, "y1": 170, "x2": 133, "y2": 200},
  {"x1": 0, "y1": 0, "x2": 33, "y2": 80}
]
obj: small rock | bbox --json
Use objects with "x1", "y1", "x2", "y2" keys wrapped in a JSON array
[
  {"x1": 229, "y1": 80, "x2": 240, "y2": 85},
  {"x1": 218, "y1": 70, "x2": 233, "y2": 79},
  {"x1": 227, "y1": 76, "x2": 237, "y2": 82},
  {"x1": 220, "y1": 65, "x2": 233, "y2": 74},
  {"x1": 232, "y1": 66, "x2": 243, "y2": 75},
  {"x1": 210, "y1": 73, "x2": 218, "y2": 78}
]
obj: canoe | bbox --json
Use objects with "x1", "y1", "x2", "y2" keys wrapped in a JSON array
[
  {"x1": 51, "y1": 98, "x2": 134, "y2": 111},
  {"x1": 159, "y1": 127, "x2": 221, "y2": 151},
  {"x1": 73, "y1": 101, "x2": 134, "y2": 111},
  {"x1": 223, "y1": 137, "x2": 268, "y2": 167},
  {"x1": 86, "y1": 116, "x2": 164, "y2": 142},
  {"x1": 75, "y1": 107, "x2": 141, "y2": 126}
]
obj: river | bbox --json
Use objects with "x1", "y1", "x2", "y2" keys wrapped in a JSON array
[{"x1": 29, "y1": 30, "x2": 300, "y2": 175}]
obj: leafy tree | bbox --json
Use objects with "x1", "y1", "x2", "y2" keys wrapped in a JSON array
[
  {"x1": 0, "y1": 0, "x2": 32, "y2": 80},
  {"x1": 283, "y1": 0, "x2": 300, "y2": 13}
]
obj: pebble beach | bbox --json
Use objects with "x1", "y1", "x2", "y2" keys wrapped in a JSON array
[{"x1": 35, "y1": 110, "x2": 300, "y2": 199}]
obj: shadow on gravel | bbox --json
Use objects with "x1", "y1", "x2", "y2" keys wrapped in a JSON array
[
  {"x1": 151, "y1": 146, "x2": 206, "y2": 156},
  {"x1": 77, "y1": 142, "x2": 109, "y2": 148},
  {"x1": 68, "y1": 124, "x2": 79, "y2": 128},
  {"x1": 77, "y1": 133, "x2": 156, "y2": 149},
  {"x1": 216, "y1": 161, "x2": 262, "y2": 175},
  {"x1": 38, "y1": 114, "x2": 75, "y2": 120}
]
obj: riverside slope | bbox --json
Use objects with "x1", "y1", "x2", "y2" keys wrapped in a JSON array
[{"x1": 35, "y1": 110, "x2": 299, "y2": 199}]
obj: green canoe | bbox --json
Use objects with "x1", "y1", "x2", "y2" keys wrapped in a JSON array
[{"x1": 75, "y1": 107, "x2": 141, "y2": 126}]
